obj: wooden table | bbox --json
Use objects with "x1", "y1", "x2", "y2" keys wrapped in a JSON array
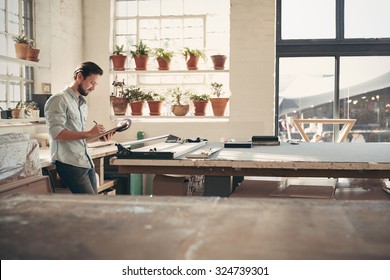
[
  {"x1": 1, "y1": 193, "x2": 389, "y2": 260},
  {"x1": 293, "y1": 119, "x2": 356, "y2": 143},
  {"x1": 111, "y1": 142, "x2": 390, "y2": 196}
]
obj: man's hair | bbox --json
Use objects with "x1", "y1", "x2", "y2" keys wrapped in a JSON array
[{"x1": 73, "y1": 61, "x2": 103, "y2": 79}]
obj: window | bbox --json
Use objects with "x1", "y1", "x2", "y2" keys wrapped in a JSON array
[
  {"x1": 0, "y1": 0, "x2": 34, "y2": 110},
  {"x1": 277, "y1": 0, "x2": 390, "y2": 142},
  {"x1": 112, "y1": 0, "x2": 230, "y2": 117}
]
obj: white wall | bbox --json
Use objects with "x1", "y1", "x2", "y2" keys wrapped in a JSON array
[{"x1": 1, "y1": 0, "x2": 276, "y2": 142}]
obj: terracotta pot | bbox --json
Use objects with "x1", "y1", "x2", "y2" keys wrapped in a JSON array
[
  {"x1": 11, "y1": 108, "x2": 21, "y2": 119},
  {"x1": 193, "y1": 100, "x2": 209, "y2": 116},
  {"x1": 130, "y1": 101, "x2": 144, "y2": 116},
  {"x1": 147, "y1": 100, "x2": 163, "y2": 116},
  {"x1": 210, "y1": 55, "x2": 227, "y2": 70},
  {"x1": 171, "y1": 104, "x2": 189, "y2": 116},
  {"x1": 26, "y1": 47, "x2": 40, "y2": 62},
  {"x1": 210, "y1": 97, "x2": 229, "y2": 116},
  {"x1": 134, "y1": 55, "x2": 149, "y2": 70},
  {"x1": 185, "y1": 55, "x2": 199, "y2": 70},
  {"x1": 15, "y1": 43, "x2": 29, "y2": 60},
  {"x1": 110, "y1": 96, "x2": 128, "y2": 115},
  {"x1": 110, "y1": 55, "x2": 127, "y2": 71},
  {"x1": 157, "y1": 58, "x2": 170, "y2": 70}
]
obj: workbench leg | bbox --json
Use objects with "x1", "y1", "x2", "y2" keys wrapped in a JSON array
[
  {"x1": 232, "y1": 176, "x2": 244, "y2": 192},
  {"x1": 203, "y1": 176, "x2": 231, "y2": 197}
]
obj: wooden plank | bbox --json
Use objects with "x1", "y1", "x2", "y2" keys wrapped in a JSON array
[{"x1": 1, "y1": 193, "x2": 390, "y2": 259}]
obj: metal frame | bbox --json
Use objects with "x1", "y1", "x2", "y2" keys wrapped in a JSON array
[{"x1": 275, "y1": 0, "x2": 390, "y2": 136}]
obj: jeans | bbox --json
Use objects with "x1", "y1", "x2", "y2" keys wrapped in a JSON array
[{"x1": 55, "y1": 161, "x2": 97, "y2": 194}]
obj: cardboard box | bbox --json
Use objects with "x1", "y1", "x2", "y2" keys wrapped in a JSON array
[{"x1": 153, "y1": 174, "x2": 189, "y2": 196}]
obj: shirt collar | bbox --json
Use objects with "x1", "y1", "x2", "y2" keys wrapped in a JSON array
[{"x1": 65, "y1": 87, "x2": 86, "y2": 105}]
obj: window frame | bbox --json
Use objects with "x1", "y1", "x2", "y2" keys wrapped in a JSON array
[
  {"x1": 0, "y1": 0, "x2": 34, "y2": 110},
  {"x1": 111, "y1": 0, "x2": 230, "y2": 118},
  {"x1": 275, "y1": 0, "x2": 390, "y2": 139}
]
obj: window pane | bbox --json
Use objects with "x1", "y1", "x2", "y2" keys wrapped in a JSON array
[
  {"x1": 161, "y1": 0, "x2": 183, "y2": 16},
  {"x1": 281, "y1": 0, "x2": 335, "y2": 39},
  {"x1": 345, "y1": 0, "x2": 390, "y2": 39},
  {"x1": 278, "y1": 57, "x2": 335, "y2": 140},
  {"x1": 340, "y1": 57, "x2": 390, "y2": 142},
  {"x1": 116, "y1": 0, "x2": 137, "y2": 17},
  {"x1": 139, "y1": 0, "x2": 160, "y2": 16}
]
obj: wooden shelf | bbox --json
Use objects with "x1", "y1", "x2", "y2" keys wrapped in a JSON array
[
  {"x1": 110, "y1": 69, "x2": 229, "y2": 74},
  {"x1": 0, "y1": 118, "x2": 46, "y2": 125},
  {"x1": 0, "y1": 55, "x2": 50, "y2": 68}
]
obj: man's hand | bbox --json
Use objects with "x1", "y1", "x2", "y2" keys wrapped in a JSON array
[{"x1": 99, "y1": 131, "x2": 116, "y2": 142}]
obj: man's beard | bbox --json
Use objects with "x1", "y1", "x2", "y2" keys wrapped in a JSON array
[{"x1": 78, "y1": 84, "x2": 89, "y2": 96}]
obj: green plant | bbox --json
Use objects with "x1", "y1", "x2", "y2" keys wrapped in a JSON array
[
  {"x1": 13, "y1": 34, "x2": 32, "y2": 44},
  {"x1": 144, "y1": 91, "x2": 166, "y2": 101},
  {"x1": 153, "y1": 48, "x2": 174, "y2": 62},
  {"x1": 124, "y1": 86, "x2": 146, "y2": 102},
  {"x1": 182, "y1": 47, "x2": 205, "y2": 60},
  {"x1": 210, "y1": 82, "x2": 224, "y2": 97},
  {"x1": 112, "y1": 44, "x2": 125, "y2": 56},
  {"x1": 130, "y1": 40, "x2": 150, "y2": 58},
  {"x1": 169, "y1": 87, "x2": 190, "y2": 105},
  {"x1": 190, "y1": 93, "x2": 210, "y2": 101},
  {"x1": 111, "y1": 75, "x2": 125, "y2": 97}
]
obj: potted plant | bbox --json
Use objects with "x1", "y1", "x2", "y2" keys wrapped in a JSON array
[
  {"x1": 182, "y1": 47, "x2": 205, "y2": 70},
  {"x1": 26, "y1": 40, "x2": 40, "y2": 62},
  {"x1": 153, "y1": 47, "x2": 174, "y2": 70},
  {"x1": 13, "y1": 33, "x2": 32, "y2": 60},
  {"x1": 209, "y1": 82, "x2": 229, "y2": 116},
  {"x1": 110, "y1": 75, "x2": 128, "y2": 115},
  {"x1": 124, "y1": 86, "x2": 146, "y2": 116},
  {"x1": 130, "y1": 40, "x2": 150, "y2": 70},
  {"x1": 110, "y1": 44, "x2": 127, "y2": 71},
  {"x1": 144, "y1": 91, "x2": 165, "y2": 116},
  {"x1": 11, "y1": 102, "x2": 24, "y2": 118},
  {"x1": 169, "y1": 87, "x2": 190, "y2": 116},
  {"x1": 210, "y1": 54, "x2": 227, "y2": 70},
  {"x1": 190, "y1": 93, "x2": 210, "y2": 116},
  {"x1": 24, "y1": 101, "x2": 39, "y2": 118}
]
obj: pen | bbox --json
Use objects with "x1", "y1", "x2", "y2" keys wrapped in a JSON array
[{"x1": 93, "y1": 120, "x2": 98, "y2": 125}]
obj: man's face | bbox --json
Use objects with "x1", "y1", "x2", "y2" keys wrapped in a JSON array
[{"x1": 78, "y1": 74, "x2": 100, "y2": 97}]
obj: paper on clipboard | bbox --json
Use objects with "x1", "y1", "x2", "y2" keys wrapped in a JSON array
[{"x1": 87, "y1": 118, "x2": 132, "y2": 142}]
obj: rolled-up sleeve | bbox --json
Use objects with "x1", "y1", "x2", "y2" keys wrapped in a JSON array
[{"x1": 44, "y1": 94, "x2": 67, "y2": 140}]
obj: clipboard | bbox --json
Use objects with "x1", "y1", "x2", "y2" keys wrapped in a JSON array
[{"x1": 87, "y1": 118, "x2": 132, "y2": 142}]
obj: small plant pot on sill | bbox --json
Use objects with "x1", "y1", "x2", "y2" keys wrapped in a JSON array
[
  {"x1": 110, "y1": 96, "x2": 128, "y2": 115},
  {"x1": 171, "y1": 104, "x2": 189, "y2": 116},
  {"x1": 185, "y1": 55, "x2": 200, "y2": 70},
  {"x1": 157, "y1": 58, "x2": 170, "y2": 70},
  {"x1": 210, "y1": 97, "x2": 229, "y2": 116},
  {"x1": 134, "y1": 55, "x2": 149, "y2": 70},
  {"x1": 193, "y1": 100, "x2": 209, "y2": 116},
  {"x1": 26, "y1": 47, "x2": 40, "y2": 62},
  {"x1": 210, "y1": 55, "x2": 227, "y2": 70},
  {"x1": 14, "y1": 43, "x2": 29, "y2": 60},
  {"x1": 147, "y1": 100, "x2": 164, "y2": 116},
  {"x1": 130, "y1": 101, "x2": 144, "y2": 116},
  {"x1": 111, "y1": 55, "x2": 127, "y2": 71}
]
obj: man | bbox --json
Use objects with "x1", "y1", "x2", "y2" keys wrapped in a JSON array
[{"x1": 45, "y1": 61, "x2": 113, "y2": 194}]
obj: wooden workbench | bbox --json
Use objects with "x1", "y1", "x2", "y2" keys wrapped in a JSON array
[
  {"x1": 111, "y1": 142, "x2": 390, "y2": 178},
  {"x1": 0, "y1": 193, "x2": 389, "y2": 260},
  {"x1": 111, "y1": 142, "x2": 390, "y2": 196}
]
